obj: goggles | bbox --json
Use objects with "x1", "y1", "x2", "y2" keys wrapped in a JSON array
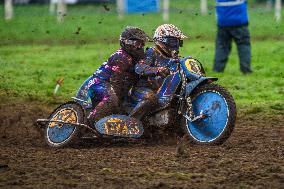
[
  {"x1": 160, "y1": 37, "x2": 183, "y2": 48},
  {"x1": 124, "y1": 39, "x2": 145, "y2": 49}
]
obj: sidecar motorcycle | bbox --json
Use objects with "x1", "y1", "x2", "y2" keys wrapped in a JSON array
[{"x1": 37, "y1": 57, "x2": 236, "y2": 148}]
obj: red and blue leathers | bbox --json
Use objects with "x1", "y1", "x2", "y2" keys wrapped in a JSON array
[{"x1": 88, "y1": 48, "x2": 138, "y2": 123}]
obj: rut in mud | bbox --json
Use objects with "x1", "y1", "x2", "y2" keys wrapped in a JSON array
[{"x1": 0, "y1": 102, "x2": 283, "y2": 189}]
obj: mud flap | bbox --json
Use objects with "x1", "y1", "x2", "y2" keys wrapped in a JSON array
[{"x1": 95, "y1": 115, "x2": 144, "y2": 138}]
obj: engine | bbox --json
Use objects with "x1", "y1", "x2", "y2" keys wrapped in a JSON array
[{"x1": 147, "y1": 109, "x2": 171, "y2": 127}]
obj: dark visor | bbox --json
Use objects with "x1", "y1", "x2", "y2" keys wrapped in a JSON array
[
  {"x1": 124, "y1": 39, "x2": 145, "y2": 48},
  {"x1": 161, "y1": 37, "x2": 183, "y2": 48}
]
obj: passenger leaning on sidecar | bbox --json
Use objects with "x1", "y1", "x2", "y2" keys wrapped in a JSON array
[
  {"x1": 87, "y1": 26, "x2": 149, "y2": 126},
  {"x1": 129, "y1": 24, "x2": 187, "y2": 119}
]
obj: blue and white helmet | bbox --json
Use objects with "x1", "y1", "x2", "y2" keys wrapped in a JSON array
[{"x1": 153, "y1": 24, "x2": 187, "y2": 42}]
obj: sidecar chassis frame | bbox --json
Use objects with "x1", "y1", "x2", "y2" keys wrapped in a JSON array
[{"x1": 36, "y1": 119, "x2": 97, "y2": 133}]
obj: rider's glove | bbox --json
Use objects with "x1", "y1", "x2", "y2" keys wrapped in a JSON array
[
  {"x1": 168, "y1": 58, "x2": 180, "y2": 65},
  {"x1": 157, "y1": 67, "x2": 170, "y2": 78}
]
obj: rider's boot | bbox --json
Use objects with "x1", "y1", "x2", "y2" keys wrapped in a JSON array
[
  {"x1": 129, "y1": 99, "x2": 153, "y2": 120},
  {"x1": 87, "y1": 92, "x2": 120, "y2": 128},
  {"x1": 87, "y1": 110, "x2": 98, "y2": 128}
]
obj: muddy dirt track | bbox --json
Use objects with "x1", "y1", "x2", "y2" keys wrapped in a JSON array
[{"x1": 0, "y1": 102, "x2": 283, "y2": 189}]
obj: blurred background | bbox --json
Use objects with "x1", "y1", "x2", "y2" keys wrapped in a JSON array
[{"x1": 0, "y1": 0, "x2": 283, "y2": 114}]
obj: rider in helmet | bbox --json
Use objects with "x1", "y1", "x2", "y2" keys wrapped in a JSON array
[
  {"x1": 129, "y1": 24, "x2": 187, "y2": 119},
  {"x1": 87, "y1": 26, "x2": 149, "y2": 125}
]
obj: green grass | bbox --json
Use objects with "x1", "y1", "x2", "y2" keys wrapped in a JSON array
[
  {"x1": 0, "y1": 3, "x2": 283, "y2": 45},
  {"x1": 0, "y1": 3, "x2": 283, "y2": 114}
]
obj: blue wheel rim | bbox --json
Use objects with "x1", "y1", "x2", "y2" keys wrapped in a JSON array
[
  {"x1": 47, "y1": 108, "x2": 77, "y2": 144},
  {"x1": 186, "y1": 91, "x2": 229, "y2": 143}
]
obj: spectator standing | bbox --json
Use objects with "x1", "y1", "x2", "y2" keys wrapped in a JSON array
[{"x1": 213, "y1": 0, "x2": 252, "y2": 74}]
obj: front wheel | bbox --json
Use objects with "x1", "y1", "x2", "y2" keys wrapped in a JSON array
[
  {"x1": 183, "y1": 83, "x2": 236, "y2": 145},
  {"x1": 44, "y1": 102, "x2": 84, "y2": 148}
]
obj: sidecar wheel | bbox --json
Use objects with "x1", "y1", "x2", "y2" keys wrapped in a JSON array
[
  {"x1": 183, "y1": 83, "x2": 236, "y2": 145},
  {"x1": 44, "y1": 102, "x2": 84, "y2": 148}
]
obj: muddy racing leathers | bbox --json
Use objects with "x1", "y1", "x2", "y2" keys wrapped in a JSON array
[
  {"x1": 87, "y1": 48, "x2": 138, "y2": 124},
  {"x1": 129, "y1": 47, "x2": 172, "y2": 119},
  {"x1": 87, "y1": 26, "x2": 148, "y2": 125}
]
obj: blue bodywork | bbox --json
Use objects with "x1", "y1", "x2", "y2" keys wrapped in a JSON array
[
  {"x1": 153, "y1": 57, "x2": 218, "y2": 108},
  {"x1": 156, "y1": 73, "x2": 181, "y2": 107},
  {"x1": 179, "y1": 57, "x2": 218, "y2": 96},
  {"x1": 75, "y1": 76, "x2": 92, "y2": 109}
]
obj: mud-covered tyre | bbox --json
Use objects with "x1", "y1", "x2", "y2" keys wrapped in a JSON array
[
  {"x1": 183, "y1": 83, "x2": 236, "y2": 145},
  {"x1": 44, "y1": 102, "x2": 84, "y2": 148}
]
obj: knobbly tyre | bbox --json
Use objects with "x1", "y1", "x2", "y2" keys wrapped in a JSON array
[{"x1": 37, "y1": 57, "x2": 237, "y2": 148}]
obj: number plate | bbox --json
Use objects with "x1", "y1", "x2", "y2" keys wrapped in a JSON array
[{"x1": 95, "y1": 115, "x2": 144, "y2": 138}]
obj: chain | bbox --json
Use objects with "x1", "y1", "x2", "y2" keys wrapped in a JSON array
[{"x1": 186, "y1": 96, "x2": 195, "y2": 120}]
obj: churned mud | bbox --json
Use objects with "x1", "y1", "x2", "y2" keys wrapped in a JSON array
[{"x1": 0, "y1": 101, "x2": 283, "y2": 189}]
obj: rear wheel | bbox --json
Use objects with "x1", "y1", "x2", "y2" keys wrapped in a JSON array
[
  {"x1": 184, "y1": 83, "x2": 236, "y2": 145},
  {"x1": 44, "y1": 102, "x2": 84, "y2": 148}
]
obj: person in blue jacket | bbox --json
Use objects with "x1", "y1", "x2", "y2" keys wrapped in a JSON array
[{"x1": 213, "y1": 0, "x2": 252, "y2": 74}]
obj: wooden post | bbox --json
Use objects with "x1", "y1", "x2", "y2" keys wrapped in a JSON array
[
  {"x1": 49, "y1": 0, "x2": 56, "y2": 15},
  {"x1": 57, "y1": 0, "x2": 67, "y2": 23},
  {"x1": 4, "y1": 0, "x2": 13, "y2": 20},
  {"x1": 163, "y1": 0, "x2": 169, "y2": 22},
  {"x1": 117, "y1": 0, "x2": 124, "y2": 19},
  {"x1": 275, "y1": 0, "x2": 282, "y2": 23},
  {"x1": 200, "y1": 0, "x2": 208, "y2": 15}
]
